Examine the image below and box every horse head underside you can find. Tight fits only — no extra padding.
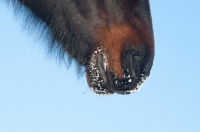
[11,0,154,95]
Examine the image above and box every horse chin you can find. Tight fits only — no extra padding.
[86,46,153,95]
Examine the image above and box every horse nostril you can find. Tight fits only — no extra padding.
[106,49,147,94]
[97,54,108,83]
[97,54,107,72]
[131,54,144,79]
[123,49,144,80]
[87,50,113,94]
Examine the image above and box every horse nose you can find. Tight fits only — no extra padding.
[105,49,148,94]
[87,47,152,95]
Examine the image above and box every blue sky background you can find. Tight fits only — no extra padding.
[0,1,200,132]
